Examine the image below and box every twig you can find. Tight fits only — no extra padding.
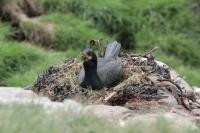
[64,59,77,67]
[143,46,159,57]
[138,94,168,100]
[104,92,117,101]
[158,79,191,111]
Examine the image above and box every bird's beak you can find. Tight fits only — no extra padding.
[81,53,92,61]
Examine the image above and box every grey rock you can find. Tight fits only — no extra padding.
[84,104,134,121]
[0,87,200,129]
[0,87,83,113]
[126,112,198,129]
[158,89,178,106]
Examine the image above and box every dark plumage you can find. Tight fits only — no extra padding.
[78,41,123,89]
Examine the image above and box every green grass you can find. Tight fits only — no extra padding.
[137,34,200,67]
[0,22,78,86]
[0,22,80,87]
[0,104,199,133]
[39,13,111,50]
[39,0,136,49]
[1,0,200,86]
[38,0,200,64]
[0,40,77,87]
[0,41,40,83]
[0,41,64,86]
[131,0,200,67]
[0,22,15,40]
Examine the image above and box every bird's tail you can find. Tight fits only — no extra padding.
[104,41,121,59]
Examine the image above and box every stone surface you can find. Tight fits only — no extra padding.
[126,112,198,129]
[84,105,134,121]
[0,87,200,129]
[170,70,193,93]
[157,90,178,106]
[0,87,83,113]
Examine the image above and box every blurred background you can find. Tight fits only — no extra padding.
[0,0,200,87]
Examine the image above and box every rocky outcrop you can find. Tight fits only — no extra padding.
[0,87,200,129]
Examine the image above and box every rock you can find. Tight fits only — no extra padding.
[84,105,134,121]
[0,87,83,113]
[155,60,193,93]
[153,60,193,93]
[84,104,198,129]
[158,90,178,106]
[170,70,193,93]
[194,87,200,97]
[63,99,83,113]
[0,87,37,99]
[193,87,200,93]
[0,87,200,129]
[126,112,198,129]
[193,109,200,116]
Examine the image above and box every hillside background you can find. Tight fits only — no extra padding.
[0,0,200,87]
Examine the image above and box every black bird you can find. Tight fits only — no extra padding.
[78,41,123,89]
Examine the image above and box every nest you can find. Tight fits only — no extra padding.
[32,50,200,111]
[102,53,170,104]
[32,59,82,101]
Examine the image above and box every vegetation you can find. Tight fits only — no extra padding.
[0,1,200,132]
[0,104,199,133]
[0,0,200,86]
[39,13,111,50]
[0,22,77,86]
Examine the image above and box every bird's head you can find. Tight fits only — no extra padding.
[81,49,97,69]
[81,48,97,62]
